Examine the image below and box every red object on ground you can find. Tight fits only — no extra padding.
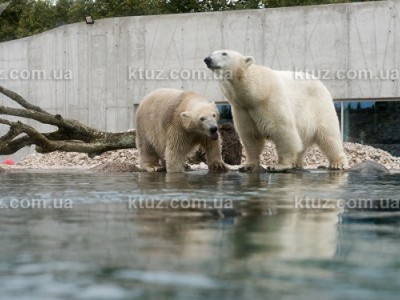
[3,159,14,165]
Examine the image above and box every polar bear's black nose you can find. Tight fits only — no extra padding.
[210,126,218,134]
[204,57,212,66]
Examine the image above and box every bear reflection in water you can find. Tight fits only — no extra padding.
[133,171,349,259]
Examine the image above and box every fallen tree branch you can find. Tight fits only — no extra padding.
[0,85,136,157]
[0,85,50,114]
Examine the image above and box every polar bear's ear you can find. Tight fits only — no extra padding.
[180,112,192,119]
[244,56,254,68]
[180,112,193,128]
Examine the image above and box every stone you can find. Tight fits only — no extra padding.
[347,161,390,174]
[219,123,242,165]
[13,142,400,171]
[188,122,243,165]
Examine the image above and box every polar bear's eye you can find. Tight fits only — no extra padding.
[200,117,205,121]
[212,113,216,117]
[222,52,227,56]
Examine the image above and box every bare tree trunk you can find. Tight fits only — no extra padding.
[0,85,135,157]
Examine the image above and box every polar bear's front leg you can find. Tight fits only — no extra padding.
[200,139,228,172]
[165,142,189,173]
[137,136,165,172]
[232,107,265,173]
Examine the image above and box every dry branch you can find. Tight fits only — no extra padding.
[0,85,135,157]
[0,86,50,114]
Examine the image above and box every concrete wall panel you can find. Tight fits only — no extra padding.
[348,1,396,98]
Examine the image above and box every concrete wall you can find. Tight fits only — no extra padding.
[1,1,399,160]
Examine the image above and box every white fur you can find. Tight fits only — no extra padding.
[205,50,348,171]
[135,88,227,173]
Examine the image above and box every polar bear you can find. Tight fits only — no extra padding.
[135,88,228,173]
[204,50,348,171]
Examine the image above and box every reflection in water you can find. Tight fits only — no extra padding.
[0,171,399,299]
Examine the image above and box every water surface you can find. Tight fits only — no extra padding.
[0,171,399,299]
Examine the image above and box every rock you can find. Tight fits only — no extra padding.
[188,123,243,165]
[187,148,206,164]
[14,141,400,171]
[219,123,242,165]
[347,161,390,174]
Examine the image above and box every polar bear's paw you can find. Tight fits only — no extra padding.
[144,165,166,172]
[328,161,347,170]
[238,164,265,173]
[267,164,292,172]
[293,162,304,169]
[208,161,229,172]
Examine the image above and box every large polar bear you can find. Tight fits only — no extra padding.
[135,88,228,173]
[204,50,348,171]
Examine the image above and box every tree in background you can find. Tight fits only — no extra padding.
[67,0,95,23]
[54,0,74,26]
[0,0,363,42]
[16,0,56,37]
[260,0,353,7]
[0,0,29,41]
[90,0,164,18]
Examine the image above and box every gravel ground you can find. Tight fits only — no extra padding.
[2,142,399,171]
[260,142,400,170]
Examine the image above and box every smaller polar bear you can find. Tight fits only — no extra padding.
[135,88,228,173]
[204,50,348,171]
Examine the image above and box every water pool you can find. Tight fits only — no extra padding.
[0,171,399,299]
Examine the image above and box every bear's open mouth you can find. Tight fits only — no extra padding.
[210,132,219,140]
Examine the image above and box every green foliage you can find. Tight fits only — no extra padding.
[0,0,29,41]
[55,0,74,25]
[259,0,353,8]
[17,0,56,38]
[0,0,364,42]
[161,0,233,13]
[90,0,164,18]
[67,0,95,23]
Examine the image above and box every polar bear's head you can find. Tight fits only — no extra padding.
[180,101,220,140]
[204,50,254,76]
